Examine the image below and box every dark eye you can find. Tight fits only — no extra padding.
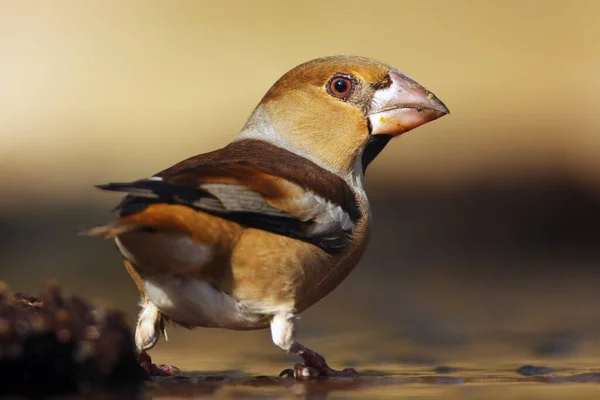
[328,76,353,98]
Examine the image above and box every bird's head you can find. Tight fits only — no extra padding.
[237,55,449,183]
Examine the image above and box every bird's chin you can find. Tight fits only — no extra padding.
[368,106,447,137]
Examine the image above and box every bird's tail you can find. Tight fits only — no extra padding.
[79,222,139,238]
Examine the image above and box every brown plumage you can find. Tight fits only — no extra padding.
[154,139,361,220]
[84,55,449,378]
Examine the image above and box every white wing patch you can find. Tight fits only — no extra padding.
[200,174,355,239]
[306,195,354,236]
[288,191,355,237]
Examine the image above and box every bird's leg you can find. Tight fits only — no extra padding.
[135,299,180,376]
[271,313,358,379]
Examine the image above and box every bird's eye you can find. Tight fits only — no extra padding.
[328,76,353,98]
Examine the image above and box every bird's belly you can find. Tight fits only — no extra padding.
[143,277,270,330]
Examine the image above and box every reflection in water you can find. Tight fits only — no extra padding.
[145,371,600,399]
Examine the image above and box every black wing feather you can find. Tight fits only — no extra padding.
[96,179,348,253]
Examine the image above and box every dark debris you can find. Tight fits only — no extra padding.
[434,365,458,374]
[0,280,146,396]
[516,365,556,376]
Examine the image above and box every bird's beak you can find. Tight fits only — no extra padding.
[368,70,449,136]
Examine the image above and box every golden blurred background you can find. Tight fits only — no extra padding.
[1,0,600,386]
[1,0,599,204]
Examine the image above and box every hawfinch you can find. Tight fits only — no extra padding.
[85,56,449,379]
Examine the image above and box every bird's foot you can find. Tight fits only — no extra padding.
[279,344,358,379]
[139,351,181,377]
[280,364,358,379]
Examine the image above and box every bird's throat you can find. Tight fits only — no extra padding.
[361,135,392,172]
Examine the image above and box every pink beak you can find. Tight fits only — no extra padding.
[368,70,449,136]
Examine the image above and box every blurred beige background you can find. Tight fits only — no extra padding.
[1,0,599,207]
[1,0,600,380]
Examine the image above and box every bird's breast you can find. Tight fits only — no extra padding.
[293,208,371,313]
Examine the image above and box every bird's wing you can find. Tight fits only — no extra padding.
[87,140,360,253]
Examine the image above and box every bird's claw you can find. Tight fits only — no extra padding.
[337,367,359,377]
[149,364,181,377]
[279,363,358,379]
[138,351,181,377]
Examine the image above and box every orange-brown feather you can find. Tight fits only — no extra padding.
[161,164,325,223]
[119,203,242,246]
[262,56,391,103]
[168,165,309,204]
[254,56,393,176]
[153,140,361,220]
[114,204,245,280]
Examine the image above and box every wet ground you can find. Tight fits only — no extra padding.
[141,371,600,399]
[5,273,600,399]
[86,334,600,399]
[85,308,600,399]
[6,282,600,398]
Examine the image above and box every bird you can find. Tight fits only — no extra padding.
[84,55,449,379]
